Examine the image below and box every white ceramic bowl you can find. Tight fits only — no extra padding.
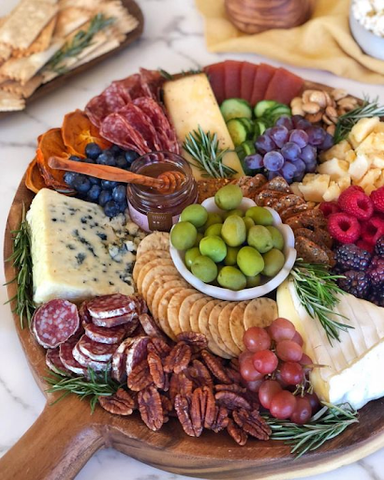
[170,197,297,301]
[349,11,384,61]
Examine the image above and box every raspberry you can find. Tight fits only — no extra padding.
[338,270,370,299]
[361,216,384,245]
[319,202,340,218]
[327,212,361,244]
[371,187,384,213]
[356,239,374,253]
[334,244,372,272]
[338,189,373,221]
[374,236,384,256]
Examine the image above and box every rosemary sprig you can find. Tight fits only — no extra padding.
[291,261,352,344]
[4,205,35,329]
[46,14,115,75]
[266,402,359,458]
[183,125,237,179]
[44,368,120,413]
[334,96,384,143]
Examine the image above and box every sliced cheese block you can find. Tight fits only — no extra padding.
[163,73,244,180]
[277,279,384,410]
[27,189,143,304]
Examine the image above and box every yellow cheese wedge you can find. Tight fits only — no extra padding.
[163,73,244,180]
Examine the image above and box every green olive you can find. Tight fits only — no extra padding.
[214,184,243,211]
[262,249,285,277]
[199,235,227,263]
[217,266,246,291]
[191,255,218,283]
[171,221,197,250]
[221,215,246,247]
[247,225,273,253]
[180,204,208,228]
[237,246,264,277]
[185,247,201,269]
[245,206,274,226]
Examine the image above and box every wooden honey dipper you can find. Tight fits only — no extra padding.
[48,156,187,194]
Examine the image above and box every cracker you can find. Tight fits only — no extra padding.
[229,301,249,352]
[178,292,206,333]
[243,298,277,330]
[217,302,242,357]
[198,300,231,359]
[190,296,210,332]
[132,249,171,284]
[141,265,179,305]
[157,287,185,341]
[13,16,57,58]
[0,75,43,98]
[167,289,196,338]
[145,275,186,313]
[264,177,291,194]
[271,194,305,214]
[99,1,139,35]
[54,6,91,38]
[136,232,170,257]
[136,258,175,294]
[0,43,12,62]
[208,301,235,358]
[0,89,24,111]
[280,203,309,222]
[151,279,187,320]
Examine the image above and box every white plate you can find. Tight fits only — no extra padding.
[170,197,297,301]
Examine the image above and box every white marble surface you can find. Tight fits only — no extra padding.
[0,0,383,479]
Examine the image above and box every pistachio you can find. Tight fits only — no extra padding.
[302,101,321,114]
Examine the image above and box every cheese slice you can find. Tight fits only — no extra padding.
[27,189,145,304]
[277,279,384,409]
[163,73,244,180]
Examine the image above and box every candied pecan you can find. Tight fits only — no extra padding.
[169,372,193,403]
[215,384,246,394]
[190,388,205,437]
[186,359,213,389]
[202,387,216,430]
[227,419,248,446]
[128,358,153,391]
[174,394,196,437]
[232,409,271,441]
[210,406,229,433]
[229,357,240,372]
[99,388,136,415]
[160,394,173,423]
[147,351,165,389]
[201,350,231,384]
[147,337,171,358]
[163,342,192,374]
[225,367,242,384]
[215,391,251,411]
[138,385,164,431]
[176,332,208,352]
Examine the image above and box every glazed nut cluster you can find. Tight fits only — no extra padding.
[290,89,358,136]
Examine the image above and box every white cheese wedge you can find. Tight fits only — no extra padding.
[163,73,244,180]
[27,189,144,304]
[277,279,384,410]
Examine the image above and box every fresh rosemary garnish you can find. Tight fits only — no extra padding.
[266,402,358,458]
[46,14,115,75]
[334,96,384,143]
[183,125,237,179]
[44,368,120,413]
[5,205,35,329]
[291,261,352,344]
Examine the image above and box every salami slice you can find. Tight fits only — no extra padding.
[138,313,166,339]
[46,348,72,376]
[125,316,140,336]
[100,112,148,154]
[79,301,92,327]
[111,337,136,382]
[32,299,79,349]
[126,336,150,376]
[87,294,138,319]
[72,343,110,372]
[85,82,132,127]
[77,334,118,362]
[84,322,127,345]
[59,338,88,376]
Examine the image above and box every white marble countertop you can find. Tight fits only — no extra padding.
[0,0,383,479]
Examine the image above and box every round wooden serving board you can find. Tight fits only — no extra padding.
[2,86,384,480]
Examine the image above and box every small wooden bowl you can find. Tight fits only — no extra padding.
[225,0,314,34]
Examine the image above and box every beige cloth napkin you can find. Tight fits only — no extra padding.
[196,0,384,84]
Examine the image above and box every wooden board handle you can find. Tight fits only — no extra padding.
[0,396,105,480]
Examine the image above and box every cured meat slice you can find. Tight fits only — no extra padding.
[84,323,127,345]
[111,337,136,382]
[99,112,148,155]
[240,62,259,103]
[59,338,88,376]
[204,62,225,104]
[224,60,243,100]
[264,68,304,104]
[32,299,79,349]
[79,301,92,327]
[87,294,140,319]
[126,336,151,376]
[250,63,276,106]
[91,313,139,328]
[77,335,118,362]
[72,343,111,372]
[125,316,140,336]
[138,313,166,339]
[46,348,72,376]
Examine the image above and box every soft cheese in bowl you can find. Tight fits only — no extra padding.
[350,0,384,60]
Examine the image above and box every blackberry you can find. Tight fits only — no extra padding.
[367,256,384,288]
[334,244,372,272]
[374,236,384,256]
[338,270,370,299]
[368,287,384,307]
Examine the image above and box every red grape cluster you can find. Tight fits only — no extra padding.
[239,317,320,424]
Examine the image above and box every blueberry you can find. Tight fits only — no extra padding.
[118,199,128,213]
[104,200,120,217]
[69,155,82,162]
[99,189,112,206]
[84,157,95,164]
[73,175,91,193]
[124,150,139,164]
[87,184,101,202]
[63,171,78,187]
[101,179,118,190]
[97,152,116,166]
[89,176,101,185]
[110,145,123,155]
[85,142,102,160]
[112,185,126,203]
[115,155,128,169]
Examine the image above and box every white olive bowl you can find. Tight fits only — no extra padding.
[349,12,384,61]
[170,197,297,301]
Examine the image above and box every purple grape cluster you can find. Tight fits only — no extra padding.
[244,115,334,184]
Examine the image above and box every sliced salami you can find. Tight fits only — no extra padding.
[138,313,166,340]
[46,348,72,376]
[59,339,88,376]
[125,316,140,336]
[126,336,150,376]
[84,322,127,345]
[79,301,92,327]
[91,312,138,328]
[111,337,136,382]
[72,343,110,372]
[87,294,139,319]
[77,334,118,362]
[100,112,148,154]
[32,299,79,349]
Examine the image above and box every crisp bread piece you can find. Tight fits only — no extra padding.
[13,16,57,58]
[54,6,92,38]
[0,75,43,98]
[0,89,24,111]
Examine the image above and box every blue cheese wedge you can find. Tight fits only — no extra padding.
[277,279,384,410]
[27,188,145,304]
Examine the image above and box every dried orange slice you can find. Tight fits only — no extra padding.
[25,157,48,193]
[62,109,111,156]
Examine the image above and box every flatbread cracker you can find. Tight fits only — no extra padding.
[151,280,187,321]
[132,249,171,284]
[198,300,231,359]
[229,301,249,352]
[157,286,185,341]
[0,75,43,98]
[190,296,210,333]
[243,298,277,330]
[145,275,186,313]
[179,293,205,333]
[54,6,91,38]
[136,258,175,294]
[167,289,196,338]
[141,265,180,304]
[99,1,139,35]
[0,89,24,111]
[217,302,242,357]
[208,301,235,358]
[136,232,170,257]
[13,16,57,58]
